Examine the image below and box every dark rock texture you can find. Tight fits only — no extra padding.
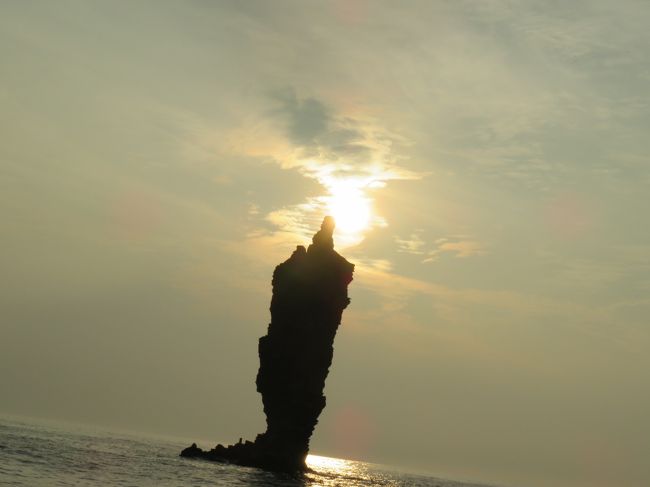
[181,216,354,472]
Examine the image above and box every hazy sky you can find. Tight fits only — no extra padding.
[2,1,649,486]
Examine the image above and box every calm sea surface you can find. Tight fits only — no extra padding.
[0,416,499,487]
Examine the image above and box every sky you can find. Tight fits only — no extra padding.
[1,1,649,486]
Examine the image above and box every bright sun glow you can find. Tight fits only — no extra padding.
[325,180,372,236]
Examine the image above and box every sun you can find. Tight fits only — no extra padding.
[325,180,372,236]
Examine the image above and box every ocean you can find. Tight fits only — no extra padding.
[0,416,498,487]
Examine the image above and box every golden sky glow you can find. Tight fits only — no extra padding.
[2,2,650,487]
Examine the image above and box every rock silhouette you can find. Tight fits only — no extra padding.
[181,216,354,472]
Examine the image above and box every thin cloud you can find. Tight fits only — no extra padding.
[395,233,426,255]
[272,89,331,146]
[424,237,486,262]
[236,89,424,248]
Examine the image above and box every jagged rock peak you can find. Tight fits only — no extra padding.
[309,215,335,252]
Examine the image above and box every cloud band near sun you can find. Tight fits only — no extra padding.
[243,89,423,248]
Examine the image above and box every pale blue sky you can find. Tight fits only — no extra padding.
[1,2,649,486]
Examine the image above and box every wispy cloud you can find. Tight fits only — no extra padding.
[395,232,485,262]
[268,88,420,182]
[228,89,424,248]
[395,232,426,255]
[427,237,486,261]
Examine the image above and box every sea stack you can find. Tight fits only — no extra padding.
[181,216,354,472]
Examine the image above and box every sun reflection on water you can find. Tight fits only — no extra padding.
[305,454,401,487]
[306,454,353,474]
[306,454,369,485]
